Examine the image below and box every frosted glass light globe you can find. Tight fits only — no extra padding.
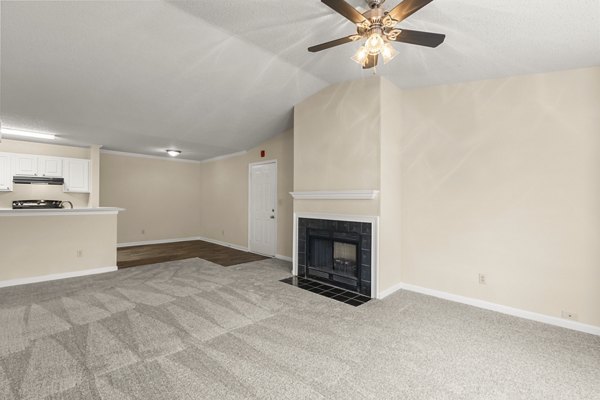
[351,46,369,65]
[365,33,384,55]
[381,43,399,64]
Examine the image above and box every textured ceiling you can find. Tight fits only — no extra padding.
[1,0,599,160]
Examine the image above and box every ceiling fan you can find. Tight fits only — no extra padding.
[308,0,445,69]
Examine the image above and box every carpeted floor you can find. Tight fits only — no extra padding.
[0,258,598,399]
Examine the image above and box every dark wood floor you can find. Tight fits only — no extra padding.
[117,240,268,269]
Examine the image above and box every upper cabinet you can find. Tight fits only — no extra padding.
[12,154,38,176]
[12,154,64,178]
[63,158,90,193]
[0,154,12,191]
[38,156,63,177]
[0,152,91,193]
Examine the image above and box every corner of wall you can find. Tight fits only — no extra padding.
[378,77,405,293]
[88,145,101,208]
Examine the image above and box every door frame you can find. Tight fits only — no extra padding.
[248,159,278,257]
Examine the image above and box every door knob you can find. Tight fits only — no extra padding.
[270,215,275,219]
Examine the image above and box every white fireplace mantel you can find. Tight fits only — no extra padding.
[289,190,379,200]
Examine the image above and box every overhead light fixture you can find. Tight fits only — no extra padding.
[381,43,399,64]
[351,45,369,65]
[351,30,398,67]
[309,0,446,70]
[166,149,181,157]
[365,31,385,55]
[0,127,56,140]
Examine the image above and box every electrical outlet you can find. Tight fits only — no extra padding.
[141,229,146,235]
[478,273,486,285]
[76,250,83,258]
[561,310,577,320]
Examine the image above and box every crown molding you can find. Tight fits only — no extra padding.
[100,149,248,164]
[100,149,204,163]
[198,150,247,163]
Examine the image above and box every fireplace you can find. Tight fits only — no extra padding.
[297,218,372,296]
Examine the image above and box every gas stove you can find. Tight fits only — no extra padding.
[12,200,68,209]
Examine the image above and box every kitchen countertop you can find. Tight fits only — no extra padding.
[0,207,125,216]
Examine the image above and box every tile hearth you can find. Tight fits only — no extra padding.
[280,276,372,307]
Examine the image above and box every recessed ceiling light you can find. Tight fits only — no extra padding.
[0,127,56,140]
[166,149,181,157]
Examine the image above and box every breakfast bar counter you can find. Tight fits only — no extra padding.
[0,207,123,216]
[0,208,124,287]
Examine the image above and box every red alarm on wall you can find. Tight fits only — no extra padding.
[260,150,266,158]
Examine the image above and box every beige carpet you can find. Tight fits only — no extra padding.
[0,258,598,399]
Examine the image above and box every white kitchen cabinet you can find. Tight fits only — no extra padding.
[0,153,13,191]
[63,158,90,193]
[12,154,38,176]
[38,156,63,177]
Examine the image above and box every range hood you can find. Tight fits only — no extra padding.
[13,176,65,185]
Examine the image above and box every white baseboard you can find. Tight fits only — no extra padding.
[377,281,406,299]
[117,236,288,263]
[117,236,249,253]
[0,266,118,289]
[379,282,600,337]
[196,236,249,252]
[117,237,202,248]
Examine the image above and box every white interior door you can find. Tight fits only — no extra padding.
[249,162,277,256]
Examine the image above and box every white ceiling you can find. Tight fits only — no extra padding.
[1,0,599,160]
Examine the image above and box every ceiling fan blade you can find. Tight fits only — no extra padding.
[322,0,368,24]
[308,35,358,53]
[387,0,434,23]
[363,54,378,69]
[391,29,445,47]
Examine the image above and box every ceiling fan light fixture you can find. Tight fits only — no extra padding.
[365,32,385,55]
[381,43,399,64]
[308,0,446,70]
[351,45,369,65]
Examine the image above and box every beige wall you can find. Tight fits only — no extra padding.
[292,77,402,295]
[100,153,202,244]
[293,77,381,217]
[198,130,294,257]
[100,130,294,257]
[0,139,89,158]
[399,67,600,326]
[292,68,600,327]
[0,139,93,208]
[88,145,101,208]
[379,79,404,292]
[0,214,117,281]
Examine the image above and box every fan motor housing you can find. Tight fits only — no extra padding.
[364,7,385,20]
[367,0,385,9]
[362,5,386,32]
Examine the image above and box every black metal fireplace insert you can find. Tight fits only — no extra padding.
[298,218,372,297]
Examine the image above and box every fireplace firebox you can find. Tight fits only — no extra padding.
[298,218,372,296]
